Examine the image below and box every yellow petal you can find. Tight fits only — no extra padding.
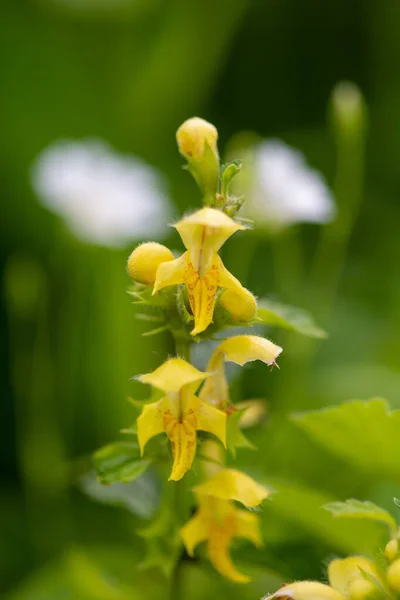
[234,507,263,547]
[180,509,208,556]
[164,408,197,481]
[175,208,244,253]
[185,258,219,336]
[212,335,282,367]
[269,581,345,600]
[198,351,228,408]
[137,397,169,454]
[207,517,250,584]
[194,468,269,508]
[138,358,209,394]
[217,255,248,295]
[152,253,186,294]
[328,557,382,595]
[235,399,267,429]
[188,395,227,447]
[387,559,400,594]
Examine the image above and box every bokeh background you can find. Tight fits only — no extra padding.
[2,0,400,598]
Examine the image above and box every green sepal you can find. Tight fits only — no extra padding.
[93,442,152,485]
[185,141,219,205]
[257,298,327,338]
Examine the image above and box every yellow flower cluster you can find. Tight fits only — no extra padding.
[126,117,283,583]
[267,553,395,600]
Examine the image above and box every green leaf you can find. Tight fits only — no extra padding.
[262,478,386,556]
[257,299,327,338]
[81,470,159,519]
[226,410,256,457]
[93,442,152,485]
[292,399,400,482]
[323,499,397,535]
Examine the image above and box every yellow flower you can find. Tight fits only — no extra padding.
[181,469,268,583]
[153,207,249,335]
[269,557,386,600]
[193,467,269,507]
[328,556,384,600]
[387,559,400,594]
[200,335,282,409]
[267,581,345,600]
[136,358,226,481]
[127,242,174,284]
[176,117,218,161]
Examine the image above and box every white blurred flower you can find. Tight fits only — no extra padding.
[245,139,336,229]
[32,138,173,247]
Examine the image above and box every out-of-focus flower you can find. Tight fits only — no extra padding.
[244,139,335,230]
[266,556,386,600]
[181,468,268,583]
[31,139,173,247]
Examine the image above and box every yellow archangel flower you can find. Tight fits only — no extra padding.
[181,468,269,583]
[153,207,248,336]
[267,556,385,600]
[136,358,226,481]
[200,335,283,409]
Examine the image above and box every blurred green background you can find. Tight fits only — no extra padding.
[2,0,400,598]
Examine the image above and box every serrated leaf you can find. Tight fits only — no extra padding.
[292,399,400,482]
[257,299,327,338]
[93,442,151,485]
[81,470,159,519]
[323,499,397,534]
[226,410,256,457]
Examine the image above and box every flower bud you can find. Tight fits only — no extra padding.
[387,559,400,593]
[266,581,344,600]
[385,539,399,563]
[176,117,220,204]
[219,287,257,322]
[176,117,218,161]
[330,81,366,140]
[348,579,377,600]
[127,242,174,284]
[235,399,266,429]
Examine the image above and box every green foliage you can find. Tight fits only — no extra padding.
[292,399,400,482]
[93,442,152,485]
[257,299,327,338]
[226,410,256,457]
[323,499,397,535]
[81,471,159,519]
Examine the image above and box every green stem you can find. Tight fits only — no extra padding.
[174,336,192,362]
